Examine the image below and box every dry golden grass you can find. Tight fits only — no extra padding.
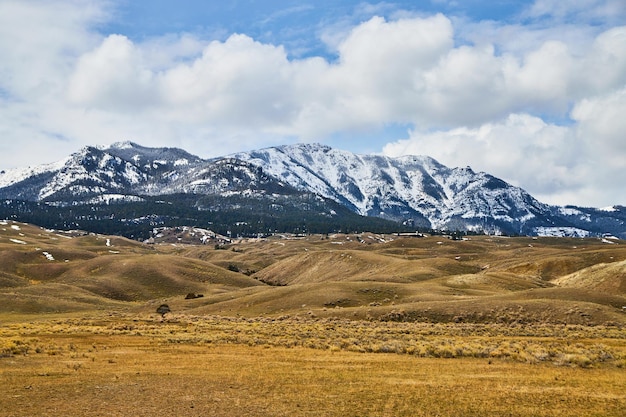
[554,259,626,293]
[251,249,481,285]
[1,313,625,416]
[3,223,626,415]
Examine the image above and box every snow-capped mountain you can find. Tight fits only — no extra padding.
[0,141,624,238]
[0,142,298,201]
[0,145,147,201]
[232,144,557,233]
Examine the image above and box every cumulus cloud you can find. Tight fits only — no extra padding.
[294,14,455,134]
[0,0,105,98]
[68,35,157,110]
[572,87,626,160]
[61,14,458,139]
[60,11,622,138]
[160,34,297,126]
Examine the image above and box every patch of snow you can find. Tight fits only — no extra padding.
[599,206,617,212]
[84,194,144,205]
[174,158,189,166]
[601,238,615,244]
[42,251,55,261]
[533,227,592,238]
[11,224,20,231]
[559,207,583,216]
[106,239,111,247]
[520,213,536,222]
[10,239,27,244]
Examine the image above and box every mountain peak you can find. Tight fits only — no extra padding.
[99,141,205,168]
[278,143,332,153]
[107,141,140,150]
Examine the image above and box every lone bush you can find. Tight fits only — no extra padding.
[185,293,204,299]
[156,304,171,317]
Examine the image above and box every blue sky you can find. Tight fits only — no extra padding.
[0,0,625,206]
[106,1,531,58]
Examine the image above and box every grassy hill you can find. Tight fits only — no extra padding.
[1,220,625,324]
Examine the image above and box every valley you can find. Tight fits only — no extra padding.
[1,220,625,416]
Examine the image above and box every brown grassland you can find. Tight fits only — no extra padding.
[1,221,625,416]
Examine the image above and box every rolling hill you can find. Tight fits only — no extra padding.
[1,220,625,325]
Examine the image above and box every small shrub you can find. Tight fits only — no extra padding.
[185,293,204,299]
[156,304,171,317]
[559,354,593,368]
[0,339,31,357]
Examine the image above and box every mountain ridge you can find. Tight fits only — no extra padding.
[231,143,556,233]
[1,142,624,238]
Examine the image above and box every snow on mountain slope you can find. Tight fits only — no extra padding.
[233,144,440,220]
[5,146,148,201]
[232,143,552,232]
[44,146,148,199]
[0,158,68,189]
[178,158,297,196]
[0,142,303,202]
[103,141,204,170]
[0,142,207,200]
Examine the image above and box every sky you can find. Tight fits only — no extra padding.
[0,0,625,207]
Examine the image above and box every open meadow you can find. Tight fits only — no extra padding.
[1,221,625,415]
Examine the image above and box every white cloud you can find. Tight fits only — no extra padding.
[568,88,626,205]
[572,87,626,160]
[68,35,157,110]
[0,0,109,167]
[579,27,626,95]
[0,0,106,98]
[297,14,455,134]
[526,0,626,23]
[509,41,573,111]
[160,34,296,126]
[64,14,458,139]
